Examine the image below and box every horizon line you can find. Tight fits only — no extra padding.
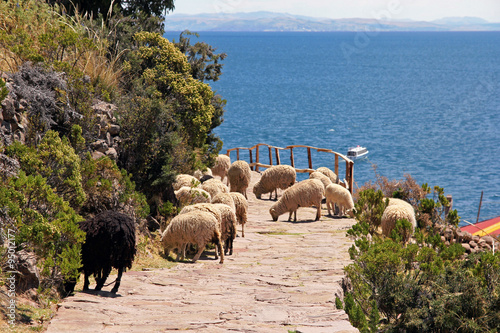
[167,11,500,24]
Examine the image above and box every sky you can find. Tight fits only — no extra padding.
[170,0,500,22]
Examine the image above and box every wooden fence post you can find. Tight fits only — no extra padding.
[335,154,339,177]
[307,147,312,169]
[275,148,281,165]
[249,149,254,171]
[255,145,260,172]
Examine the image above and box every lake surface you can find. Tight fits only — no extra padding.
[165,31,500,224]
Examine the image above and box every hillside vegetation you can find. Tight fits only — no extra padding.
[1,2,499,332]
[0,0,226,326]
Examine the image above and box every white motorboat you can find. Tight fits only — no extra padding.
[347,146,369,160]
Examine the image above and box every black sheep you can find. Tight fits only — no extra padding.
[80,210,136,293]
[199,174,214,183]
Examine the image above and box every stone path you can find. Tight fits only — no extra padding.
[46,172,358,333]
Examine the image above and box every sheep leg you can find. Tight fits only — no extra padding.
[94,269,103,290]
[110,267,123,294]
[83,271,90,291]
[288,211,293,221]
[216,236,225,264]
[326,201,333,216]
[315,203,321,221]
[95,266,111,291]
[181,244,187,261]
[241,223,245,238]
[224,238,233,255]
[192,243,206,262]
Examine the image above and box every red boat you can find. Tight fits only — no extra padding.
[461,216,500,237]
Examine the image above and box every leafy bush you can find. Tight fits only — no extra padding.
[5,131,86,207]
[0,171,85,289]
[80,153,149,218]
[118,31,224,197]
[344,180,499,332]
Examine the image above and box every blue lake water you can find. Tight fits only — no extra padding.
[164,31,500,224]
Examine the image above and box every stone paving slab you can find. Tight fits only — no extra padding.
[46,171,359,333]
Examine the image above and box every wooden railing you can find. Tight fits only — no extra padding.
[226,143,354,193]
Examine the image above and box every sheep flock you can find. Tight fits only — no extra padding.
[75,155,422,293]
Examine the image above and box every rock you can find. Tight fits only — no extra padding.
[13,130,25,143]
[434,224,445,234]
[16,250,40,292]
[455,230,464,242]
[90,139,108,153]
[1,96,16,121]
[481,236,494,246]
[91,151,106,160]
[443,227,453,241]
[1,120,12,132]
[469,241,478,248]
[479,243,491,251]
[106,131,112,147]
[461,231,473,242]
[440,236,446,242]
[104,147,118,160]
[92,100,116,120]
[461,243,471,252]
[0,153,20,179]
[108,124,121,136]
[472,235,480,243]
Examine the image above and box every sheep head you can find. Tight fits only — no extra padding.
[252,181,264,199]
[269,207,279,221]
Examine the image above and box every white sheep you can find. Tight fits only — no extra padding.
[161,210,224,263]
[180,203,237,255]
[381,202,417,242]
[174,186,211,207]
[387,198,414,211]
[325,183,355,217]
[253,165,296,200]
[228,160,251,199]
[212,154,231,183]
[269,178,324,222]
[200,178,229,198]
[193,168,212,180]
[229,192,249,237]
[173,174,199,191]
[309,171,333,190]
[211,192,236,212]
[316,166,338,184]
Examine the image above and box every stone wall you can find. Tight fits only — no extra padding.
[434,223,499,254]
[1,72,122,160]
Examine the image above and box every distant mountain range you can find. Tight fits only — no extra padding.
[164,12,500,32]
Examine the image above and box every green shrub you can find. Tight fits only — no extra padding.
[80,153,149,218]
[6,131,86,207]
[0,171,85,288]
[344,186,499,331]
